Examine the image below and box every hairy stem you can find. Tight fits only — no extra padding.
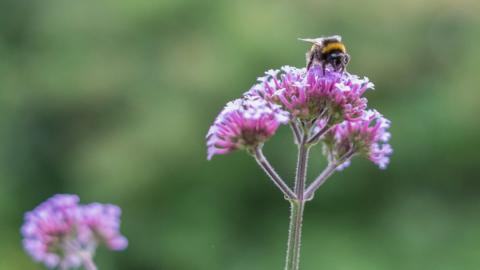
[254,147,296,200]
[307,120,332,145]
[285,129,310,270]
[304,163,337,200]
[80,252,97,270]
[294,134,310,200]
[304,151,356,200]
[290,121,302,145]
[285,200,305,270]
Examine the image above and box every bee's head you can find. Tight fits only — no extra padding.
[327,52,350,71]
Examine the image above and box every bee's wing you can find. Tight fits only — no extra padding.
[298,35,342,44]
[328,35,342,42]
[298,37,325,46]
[298,37,324,45]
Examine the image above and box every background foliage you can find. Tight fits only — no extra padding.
[1,0,479,269]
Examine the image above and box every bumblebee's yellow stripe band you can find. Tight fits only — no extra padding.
[321,42,346,53]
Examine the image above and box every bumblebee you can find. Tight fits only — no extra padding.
[299,35,350,73]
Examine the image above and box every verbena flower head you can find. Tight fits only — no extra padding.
[21,194,127,269]
[324,109,393,169]
[79,203,128,251]
[246,65,373,124]
[206,96,289,160]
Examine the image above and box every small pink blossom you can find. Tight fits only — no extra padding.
[80,203,128,250]
[21,194,128,269]
[206,96,289,159]
[325,110,393,169]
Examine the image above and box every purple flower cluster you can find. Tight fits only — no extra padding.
[207,96,289,159]
[324,110,393,169]
[21,194,127,269]
[247,66,372,123]
[207,64,392,168]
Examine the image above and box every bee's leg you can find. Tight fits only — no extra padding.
[306,52,314,70]
[340,54,350,74]
[322,62,326,75]
[344,54,351,65]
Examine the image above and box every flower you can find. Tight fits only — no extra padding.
[21,194,82,269]
[206,96,289,160]
[21,194,128,269]
[324,109,393,169]
[79,203,128,251]
[246,65,373,124]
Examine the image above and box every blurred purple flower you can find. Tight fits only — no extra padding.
[206,96,289,160]
[246,65,373,124]
[21,194,127,269]
[325,109,393,169]
[80,203,128,251]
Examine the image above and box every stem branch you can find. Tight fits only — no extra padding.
[254,147,296,200]
[290,121,302,145]
[304,150,356,200]
[307,120,332,144]
[304,163,337,200]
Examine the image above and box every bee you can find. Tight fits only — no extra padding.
[298,35,350,73]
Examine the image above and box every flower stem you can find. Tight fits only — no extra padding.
[290,121,302,145]
[304,150,355,200]
[285,199,305,270]
[285,129,310,270]
[307,118,332,144]
[80,252,98,270]
[304,163,337,200]
[294,135,310,200]
[254,147,297,200]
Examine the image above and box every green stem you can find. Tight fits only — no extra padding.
[294,133,310,201]
[285,128,310,270]
[285,200,305,270]
[254,147,297,200]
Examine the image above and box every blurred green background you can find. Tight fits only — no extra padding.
[1,0,480,269]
